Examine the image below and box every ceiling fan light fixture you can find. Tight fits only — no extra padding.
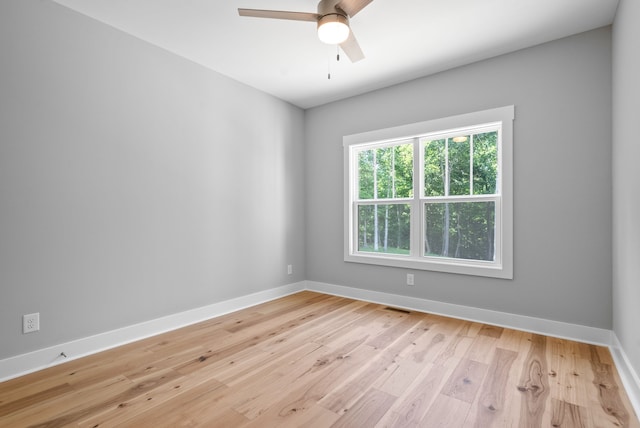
[317,13,350,44]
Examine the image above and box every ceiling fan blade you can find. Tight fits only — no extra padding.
[336,0,373,17]
[340,30,364,62]
[238,9,319,22]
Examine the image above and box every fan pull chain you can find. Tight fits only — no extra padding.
[327,45,342,79]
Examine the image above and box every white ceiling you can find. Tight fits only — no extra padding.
[53,0,619,109]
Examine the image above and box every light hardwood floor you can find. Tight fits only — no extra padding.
[0,291,638,427]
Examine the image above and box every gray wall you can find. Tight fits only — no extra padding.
[0,0,305,359]
[613,0,640,379]
[305,27,613,329]
[0,0,623,366]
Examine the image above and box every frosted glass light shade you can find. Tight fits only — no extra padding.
[317,14,349,44]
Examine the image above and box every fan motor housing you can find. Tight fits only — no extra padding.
[317,0,346,16]
[317,13,348,28]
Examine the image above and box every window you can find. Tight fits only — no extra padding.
[343,106,514,278]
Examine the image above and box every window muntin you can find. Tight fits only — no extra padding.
[353,141,414,256]
[420,126,500,264]
[344,106,514,279]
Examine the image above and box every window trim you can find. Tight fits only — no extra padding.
[343,106,514,279]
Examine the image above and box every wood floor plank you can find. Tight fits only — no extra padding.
[313,308,393,350]
[223,293,337,334]
[0,291,637,428]
[441,358,488,404]
[195,407,250,427]
[410,331,447,364]
[433,321,476,368]
[114,379,230,427]
[495,327,532,353]
[237,337,373,426]
[329,388,396,428]
[365,311,424,350]
[318,318,432,414]
[230,344,331,419]
[589,359,634,427]
[173,297,349,377]
[550,398,589,428]
[466,347,518,428]
[517,334,551,427]
[465,334,499,364]
[241,404,341,428]
[273,404,341,428]
[420,394,472,427]
[1,375,134,427]
[0,383,73,419]
[376,363,449,427]
[478,324,504,339]
[76,371,222,427]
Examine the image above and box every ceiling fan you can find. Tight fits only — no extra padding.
[238,0,373,62]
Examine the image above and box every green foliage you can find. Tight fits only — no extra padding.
[357,204,411,253]
[424,202,495,261]
[422,131,498,260]
[449,136,471,196]
[473,132,498,195]
[357,144,414,254]
[358,243,411,255]
[355,130,498,260]
[423,132,497,197]
[423,139,445,196]
[358,144,413,200]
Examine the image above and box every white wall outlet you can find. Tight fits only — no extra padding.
[287,264,293,275]
[406,273,414,286]
[23,313,40,334]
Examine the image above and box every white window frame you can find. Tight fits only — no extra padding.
[343,106,514,279]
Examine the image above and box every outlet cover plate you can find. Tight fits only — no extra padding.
[23,313,40,334]
[407,274,415,286]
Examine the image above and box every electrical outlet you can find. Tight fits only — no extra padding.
[406,273,414,286]
[287,264,293,275]
[23,313,40,334]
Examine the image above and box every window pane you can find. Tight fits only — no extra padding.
[473,131,498,195]
[423,139,445,196]
[424,201,495,261]
[358,204,411,254]
[358,145,413,200]
[449,136,471,196]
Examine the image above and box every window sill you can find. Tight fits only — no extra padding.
[344,252,513,279]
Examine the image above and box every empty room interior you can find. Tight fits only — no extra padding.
[1,0,639,426]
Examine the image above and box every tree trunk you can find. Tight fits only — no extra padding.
[373,150,379,251]
[425,226,431,255]
[441,140,449,256]
[486,203,494,260]
[396,205,402,250]
[363,215,368,248]
[384,205,389,251]
[454,212,462,258]
[442,203,450,256]
[384,148,394,252]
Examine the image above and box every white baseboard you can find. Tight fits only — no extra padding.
[304,281,612,345]
[0,282,305,383]
[610,334,640,418]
